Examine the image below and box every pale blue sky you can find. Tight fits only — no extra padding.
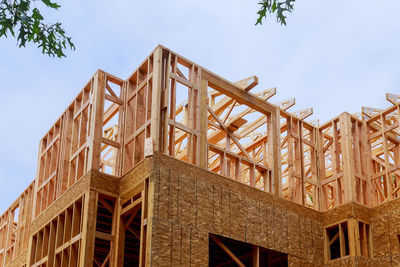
[1,0,399,213]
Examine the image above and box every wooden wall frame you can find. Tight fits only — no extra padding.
[1,45,400,266]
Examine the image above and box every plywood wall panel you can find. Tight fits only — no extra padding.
[313,220,324,265]
[259,201,269,248]
[168,170,179,222]
[371,215,390,258]
[287,211,301,257]
[245,198,261,246]
[149,155,323,265]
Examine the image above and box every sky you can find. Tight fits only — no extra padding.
[1,0,400,213]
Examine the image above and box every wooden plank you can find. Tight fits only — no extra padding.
[120,197,142,216]
[150,47,163,152]
[79,189,98,266]
[105,93,122,105]
[348,219,360,256]
[88,71,106,171]
[323,228,330,261]
[234,75,258,91]
[339,223,345,257]
[340,113,356,203]
[199,77,209,169]
[252,245,259,267]
[272,110,282,196]
[113,198,125,267]
[95,231,114,241]
[139,183,147,266]
[144,176,155,265]
[202,70,275,115]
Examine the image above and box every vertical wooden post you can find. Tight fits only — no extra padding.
[88,71,106,171]
[59,111,72,196]
[115,80,127,178]
[2,210,11,267]
[263,171,270,193]
[381,113,393,201]
[161,52,171,154]
[353,122,362,203]
[339,223,345,257]
[361,223,368,256]
[317,128,327,211]
[347,219,360,256]
[332,120,341,205]
[252,245,259,267]
[138,188,147,266]
[150,47,163,152]
[311,127,320,210]
[287,117,295,201]
[145,177,155,265]
[235,159,241,182]
[249,164,255,187]
[340,113,356,203]
[270,110,282,196]
[47,220,56,266]
[32,140,44,218]
[368,224,373,258]
[199,78,209,169]
[138,177,155,266]
[112,198,124,267]
[361,122,373,206]
[298,120,305,205]
[79,189,98,267]
[323,228,330,262]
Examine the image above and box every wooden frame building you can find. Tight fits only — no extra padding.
[1,45,400,266]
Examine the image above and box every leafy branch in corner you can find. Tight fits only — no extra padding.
[0,0,74,57]
[256,0,295,26]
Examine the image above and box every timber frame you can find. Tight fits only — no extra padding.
[1,45,400,266]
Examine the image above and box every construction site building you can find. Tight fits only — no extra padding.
[1,45,400,266]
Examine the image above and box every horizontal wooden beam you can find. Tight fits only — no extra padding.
[202,70,276,115]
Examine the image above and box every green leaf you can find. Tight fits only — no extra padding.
[0,0,75,57]
[271,1,277,12]
[32,20,39,35]
[32,8,43,21]
[17,26,28,47]
[255,0,295,26]
[41,0,61,9]
[255,8,266,25]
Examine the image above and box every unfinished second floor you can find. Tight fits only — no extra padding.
[1,44,400,265]
[2,44,400,233]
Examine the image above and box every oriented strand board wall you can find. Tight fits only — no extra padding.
[150,154,324,266]
[321,202,372,227]
[324,256,374,266]
[370,200,400,266]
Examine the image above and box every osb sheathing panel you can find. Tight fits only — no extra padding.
[324,256,375,267]
[153,153,321,220]
[371,211,400,261]
[372,197,400,217]
[119,157,154,202]
[391,254,400,266]
[150,153,324,266]
[369,198,400,265]
[31,170,118,233]
[23,153,400,266]
[89,170,119,196]
[5,251,26,267]
[322,202,372,226]
[351,203,373,223]
[319,198,400,265]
